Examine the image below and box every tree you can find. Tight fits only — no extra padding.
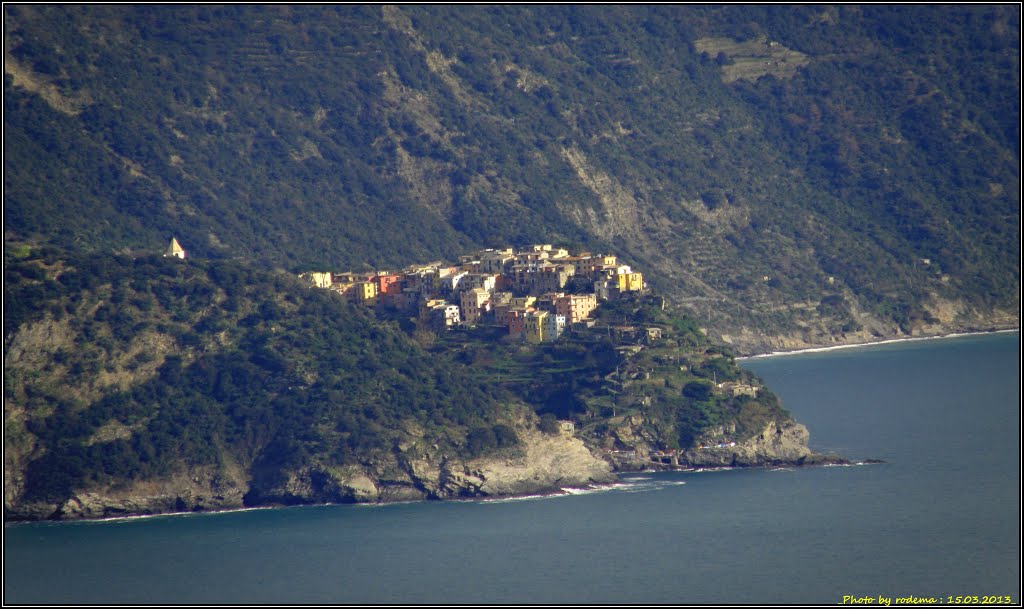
[466,426,498,456]
[683,380,714,401]
[492,424,519,448]
[538,413,560,435]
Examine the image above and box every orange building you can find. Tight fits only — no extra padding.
[375,273,403,296]
[508,308,530,336]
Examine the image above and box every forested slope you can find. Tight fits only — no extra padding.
[5,248,806,519]
[4,5,1018,351]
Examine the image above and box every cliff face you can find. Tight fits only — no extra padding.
[2,253,851,522]
[4,427,615,521]
[680,420,821,467]
[600,415,845,473]
[8,467,250,521]
[3,414,846,521]
[460,427,617,496]
[229,427,615,507]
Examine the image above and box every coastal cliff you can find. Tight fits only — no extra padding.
[681,419,825,467]
[5,426,615,521]
[599,415,844,473]
[244,426,615,507]
[4,5,1018,524]
[715,308,1019,358]
[5,417,841,521]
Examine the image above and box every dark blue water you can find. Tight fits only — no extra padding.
[4,332,1019,604]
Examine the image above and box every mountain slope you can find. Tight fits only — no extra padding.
[4,5,1018,352]
[5,248,833,520]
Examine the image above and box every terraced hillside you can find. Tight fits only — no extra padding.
[4,5,1018,352]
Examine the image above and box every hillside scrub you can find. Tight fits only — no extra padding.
[4,5,1018,351]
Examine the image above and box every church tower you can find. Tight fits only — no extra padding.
[165,237,186,259]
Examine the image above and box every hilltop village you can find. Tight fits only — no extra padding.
[300,245,644,343]
[296,244,783,471]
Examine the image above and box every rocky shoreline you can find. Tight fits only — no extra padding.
[4,426,616,522]
[4,418,870,522]
[722,321,1019,359]
[737,327,1019,360]
[602,418,862,471]
[12,327,987,523]
[4,458,875,524]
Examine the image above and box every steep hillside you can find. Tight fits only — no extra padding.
[3,248,514,518]
[4,5,1019,351]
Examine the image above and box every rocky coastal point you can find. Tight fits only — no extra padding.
[5,418,855,521]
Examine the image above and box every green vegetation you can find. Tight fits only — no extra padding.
[3,5,1018,514]
[403,292,792,453]
[3,5,1018,349]
[5,250,518,503]
[5,248,784,507]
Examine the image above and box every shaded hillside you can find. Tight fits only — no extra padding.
[4,5,1019,352]
[4,248,515,513]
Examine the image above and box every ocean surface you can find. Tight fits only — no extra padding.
[4,331,1020,605]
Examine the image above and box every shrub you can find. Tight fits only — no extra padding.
[538,413,560,435]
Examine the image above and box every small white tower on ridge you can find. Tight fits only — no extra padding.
[165,237,186,259]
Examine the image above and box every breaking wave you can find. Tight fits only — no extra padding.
[478,477,688,504]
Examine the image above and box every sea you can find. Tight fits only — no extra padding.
[3,331,1020,605]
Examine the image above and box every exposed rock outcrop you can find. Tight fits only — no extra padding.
[601,417,846,472]
[5,426,615,521]
[680,419,828,467]
[244,427,615,508]
[464,427,616,495]
[6,467,248,521]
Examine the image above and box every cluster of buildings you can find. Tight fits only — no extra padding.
[715,381,760,398]
[300,245,645,343]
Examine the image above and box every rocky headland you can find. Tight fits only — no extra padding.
[601,418,850,473]
[4,426,617,521]
[4,417,854,522]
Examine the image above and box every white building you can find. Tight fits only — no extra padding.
[165,237,186,259]
[543,313,567,342]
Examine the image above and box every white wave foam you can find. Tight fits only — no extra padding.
[618,480,686,493]
[477,492,571,504]
[472,477,693,505]
[353,499,424,508]
[87,505,273,524]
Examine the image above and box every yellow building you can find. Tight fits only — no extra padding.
[351,281,378,305]
[510,295,537,309]
[524,310,548,343]
[617,271,643,292]
[460,288,492,324]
